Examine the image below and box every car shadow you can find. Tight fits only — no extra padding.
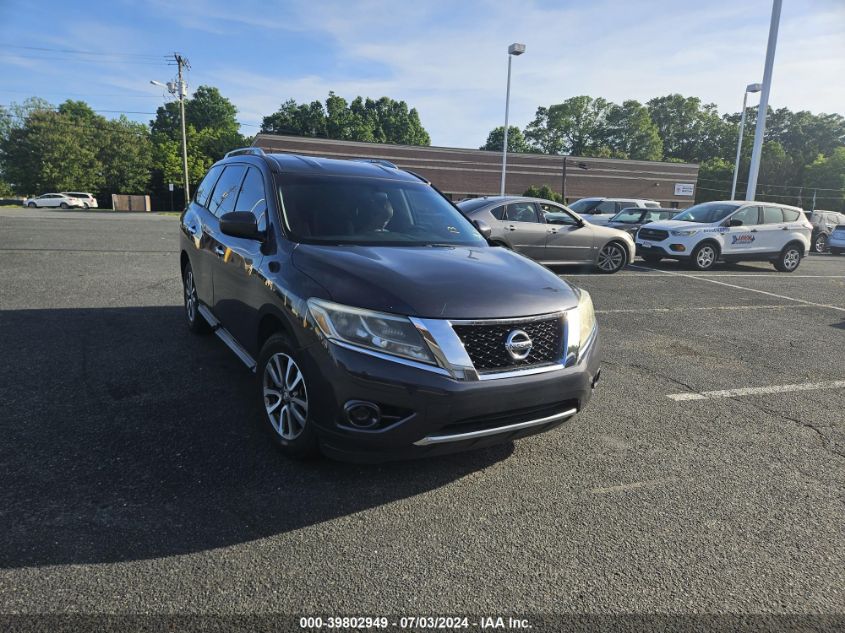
[0,306,511,569]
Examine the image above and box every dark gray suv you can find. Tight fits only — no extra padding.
[180,148,601,462]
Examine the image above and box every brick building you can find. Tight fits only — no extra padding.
[252,134,700,208]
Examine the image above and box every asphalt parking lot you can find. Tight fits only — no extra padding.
[1,208,843,621]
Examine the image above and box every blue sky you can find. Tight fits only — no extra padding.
[1,0,843,147]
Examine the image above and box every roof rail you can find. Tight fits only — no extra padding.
[352,158,398,169]
[225,147,266,158]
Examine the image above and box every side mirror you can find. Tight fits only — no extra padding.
[729,219,743,227]
[220,211,264,241]
[473,218,493,240]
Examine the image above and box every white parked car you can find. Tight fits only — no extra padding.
[636,200,812,272]
[24,193,85,209]
[61,192,98,209]
[569,197,661,225]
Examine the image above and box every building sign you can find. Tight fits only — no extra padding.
[674,183,695,196]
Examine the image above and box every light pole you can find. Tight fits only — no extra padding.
[745,0,782,201]
[730,82,762,200]
[500,42,525,196]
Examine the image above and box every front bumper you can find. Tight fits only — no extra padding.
[636,242,689,259]
[298,334,601,462]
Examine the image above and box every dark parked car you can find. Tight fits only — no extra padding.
[180,149,601,462]
[807,210,845,253]
[605,207,679,237]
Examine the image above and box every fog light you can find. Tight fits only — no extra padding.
[670,244,686,252]
[343,401,381,429]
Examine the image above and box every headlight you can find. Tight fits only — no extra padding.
[307,299,435,364]
[670,229,698,236]
[577,289,596,348]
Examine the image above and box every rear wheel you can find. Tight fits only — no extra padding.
[813,233,828,253]
[258,334,319,459]
[774,244,802,272]
[690,242,718,271]
[60,202,69,209]
[595,242,627,274]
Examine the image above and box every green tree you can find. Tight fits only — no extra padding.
[803,147,845,211]
[100,116,152,194]
[603,100,663,160]
[523,184,562,202]
[695,157,734,203]
[480,126,532,153]
[647,94,728,162]
[261,93,431,145]
[524,96,612,156]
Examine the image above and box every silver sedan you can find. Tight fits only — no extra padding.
[457,196,635,274]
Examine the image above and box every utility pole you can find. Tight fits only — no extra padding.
[172,53,191,204]
[745,0,782,201]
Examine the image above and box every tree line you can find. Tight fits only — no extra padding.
[0,89,431,209]
[1,88,843,211]
[480,94,845,210]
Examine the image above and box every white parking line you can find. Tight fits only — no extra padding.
[668,380,845,401]
[628,264,845,313]
[597,304,813,314]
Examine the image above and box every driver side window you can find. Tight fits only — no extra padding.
[539,203,578,226]
[730,206,760,226]
[505,202,540,223]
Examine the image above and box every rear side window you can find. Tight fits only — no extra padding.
[208,165,247,217]
[490,205,506,220]
[235,167,268,230]
[762,206,784,224]
[782,209,801,222]
[195,165,224,209]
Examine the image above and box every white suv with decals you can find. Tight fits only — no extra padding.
[636,200,812,272]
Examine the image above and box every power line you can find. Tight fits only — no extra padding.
[0,44,165,59]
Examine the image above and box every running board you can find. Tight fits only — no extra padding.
[197,304,257,372]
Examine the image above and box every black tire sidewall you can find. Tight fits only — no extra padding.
[182,263,211,334]
[257,334,320,458]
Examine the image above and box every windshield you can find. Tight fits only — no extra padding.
[455,198,492,213]
[278,174,488,247]
[569,199,600,213]
[672,202,742,224]
[610,209,645,223]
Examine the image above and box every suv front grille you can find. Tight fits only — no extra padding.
[452,317,564,373]
[638,227,669,241]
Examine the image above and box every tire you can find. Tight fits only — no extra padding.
[641,254,662,264]
[689,242,719,271]
[60,202,69,209]
[774,243,802,272]
[813,233,828,253]
[595,241,627,274]
[257,334,319,459]
[182,262,212,334]
[83,203,89,209]
[27,202,36,208]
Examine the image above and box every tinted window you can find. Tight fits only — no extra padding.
[731,206,760,226]
[673,202,743,224]
[506,202,540,223]
[208,165,247,217]
[490,205,506,220]
[456,198,491,213]
[595,200,617,214]
[611,209,645,223]
[278,174,486,247]
[655,211,678,221]
[195,164,224,209]
[762,206,784,224]
[235,167,268,231]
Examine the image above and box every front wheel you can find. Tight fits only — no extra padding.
[813,233,828,253]
[258,334,320,459]
[595,242,627,274]
[27,202,36,208]
[690,242,718,271]
[774,244,802,272]
[183,262,211,334]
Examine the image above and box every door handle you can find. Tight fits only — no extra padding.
[213,246,226,256]
[506,225,517,231]
[750,229,758,233]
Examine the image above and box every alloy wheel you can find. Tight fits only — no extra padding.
[814,234,827,253]
[783,248,800,271]
[263,353,308,440]
[597,243,625,272]
[184,270,197,323]
[696,245,715,269]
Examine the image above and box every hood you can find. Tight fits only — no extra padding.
[292,244,578,319]
[642,219,716,231]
